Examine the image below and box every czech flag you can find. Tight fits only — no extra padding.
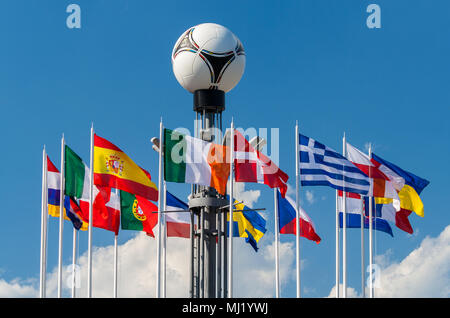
[277,190,321,244]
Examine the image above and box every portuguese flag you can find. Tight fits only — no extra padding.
[120,190,158,237]
[164,128,230,195]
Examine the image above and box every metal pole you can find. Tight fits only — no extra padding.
[361,197,365,298]
[227,120,234,298]
[113,189,119,298]
[342,133,347,298]
[295,122,301,298]
[335,190,340,298]
[274,189,280,298]
[369,144,374,298]
[72,228,77,298]
[57,134,65,298]
[40,146,48,298]
[162,181,167,298]
[87,124,94,298]
[156,119,163,298]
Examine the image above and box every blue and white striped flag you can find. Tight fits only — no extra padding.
[299,134,370,195]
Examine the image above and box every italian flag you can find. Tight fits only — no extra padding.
[164,129,230,195]
[120,190,158,237]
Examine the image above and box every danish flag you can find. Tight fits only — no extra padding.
[233,130,289,197]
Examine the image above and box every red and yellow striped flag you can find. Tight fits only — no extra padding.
[94,134,158,201]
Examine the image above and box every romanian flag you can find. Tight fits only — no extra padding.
[371,153,429,217]
[94,134,158,201]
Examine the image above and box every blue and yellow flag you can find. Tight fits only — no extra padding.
[227,197,267,252]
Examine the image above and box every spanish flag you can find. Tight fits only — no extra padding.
[94,134,158,201]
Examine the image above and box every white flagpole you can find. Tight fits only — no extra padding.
[156,119,163,298]
[71,228,77,298]
[335,190,340,298]
[295,122,301,298]
[368,144,374,298]
[227,120,234,298]
[113,189,119,298]
[57,134,65,298]
[40,146,48,298]
[361,197,365,298]
[342,133,347,298]
[274,188,280,298]
[162,181,167,298]
[87,124,94,298]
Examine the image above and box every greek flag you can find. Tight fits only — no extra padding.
[299,134,370,195]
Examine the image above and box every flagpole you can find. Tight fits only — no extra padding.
[342,133,347,298]
[156,119,163,298]
[113,189,119,298]
[72,228,77,298]
[335,190,340,298]
[87,124,94,298]
[361,197,365,298]
[368,144,374,298]
[274,188,280,298]
[295,122,301,298]
[227,119,234,298]
[57,134,65,298]
[40,146,48,298]
[162,181,167,298]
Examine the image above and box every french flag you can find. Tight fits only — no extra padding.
[165,191,191,238]
[277,190,321,244]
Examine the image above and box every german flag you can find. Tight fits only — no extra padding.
[93,134,158,201]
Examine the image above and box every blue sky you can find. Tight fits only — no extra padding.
[0,0,449,297]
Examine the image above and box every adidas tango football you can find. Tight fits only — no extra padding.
[171,23,246,93]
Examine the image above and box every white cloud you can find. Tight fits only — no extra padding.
[373,225,450,297]
[0,278,38,298]
[305,190,315,205]
[327,284,360,298]
[327,225,450,298]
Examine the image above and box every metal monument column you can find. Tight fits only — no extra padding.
[189,90,228,298]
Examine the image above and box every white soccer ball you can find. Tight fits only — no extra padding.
[171,23,246,93]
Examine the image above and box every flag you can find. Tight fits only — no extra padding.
[63,196,85,231]
[120,190,158,237]
[233,129,289,197]
[65,145,120,233]
[78,187,121,235]
[164,129,230,195]
[165,191,191,238]
[47,155,88,231]
[369,197,414,234]
[47,156,61,218]
[337,191,394,237]
[227,197,267,252]
[277,190,321,243]
[371,153,429,217]
[299,134,370,195]
[346,143,400,202]
[94,134,158,201]
[65,145,90,199]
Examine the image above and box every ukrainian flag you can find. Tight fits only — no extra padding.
[227,198,267,252]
